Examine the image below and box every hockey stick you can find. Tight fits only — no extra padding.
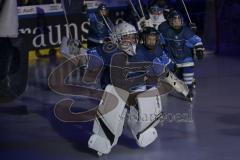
[181,0,193,24]
[138,0,146,19]
[136,111,165,138]
[127,0,141,20]
[61,0,73,39]
[99,11,120,44]
[100,11,113,33]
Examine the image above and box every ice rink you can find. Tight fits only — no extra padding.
[1,54,240,160]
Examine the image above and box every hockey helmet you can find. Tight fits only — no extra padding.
[141,27,160,50]
[114,21,139,56]
[168,10,184,30]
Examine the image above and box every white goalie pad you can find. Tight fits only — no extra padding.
[128,87,162,147]
[164,71,189,97]
[88,85,129,155]
[60,36,88,66]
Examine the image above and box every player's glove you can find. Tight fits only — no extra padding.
[194,44,205,60]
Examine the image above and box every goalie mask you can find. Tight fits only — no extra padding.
[149,5,163,22]
[114,22,139,56]
[142,27,160,50]
[168,10,184,31]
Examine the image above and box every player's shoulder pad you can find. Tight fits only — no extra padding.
[183,26,195,38]
[186,35,203,48]
[159,51,171,65]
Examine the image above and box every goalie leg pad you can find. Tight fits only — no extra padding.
[128,87,162,147]
[88,85,129,154]
[136,127,158,148]
[164,71,189,97]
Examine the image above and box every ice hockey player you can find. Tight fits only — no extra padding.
[138,26,193,101]
[148,5,166,30]
[87,3,114,48]
[82,22,165,156]
[159,10,204,98]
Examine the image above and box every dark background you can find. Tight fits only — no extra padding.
[16,0,240,56]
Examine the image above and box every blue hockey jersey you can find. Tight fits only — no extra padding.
[87,13,114,44]
[160,25,203,65]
